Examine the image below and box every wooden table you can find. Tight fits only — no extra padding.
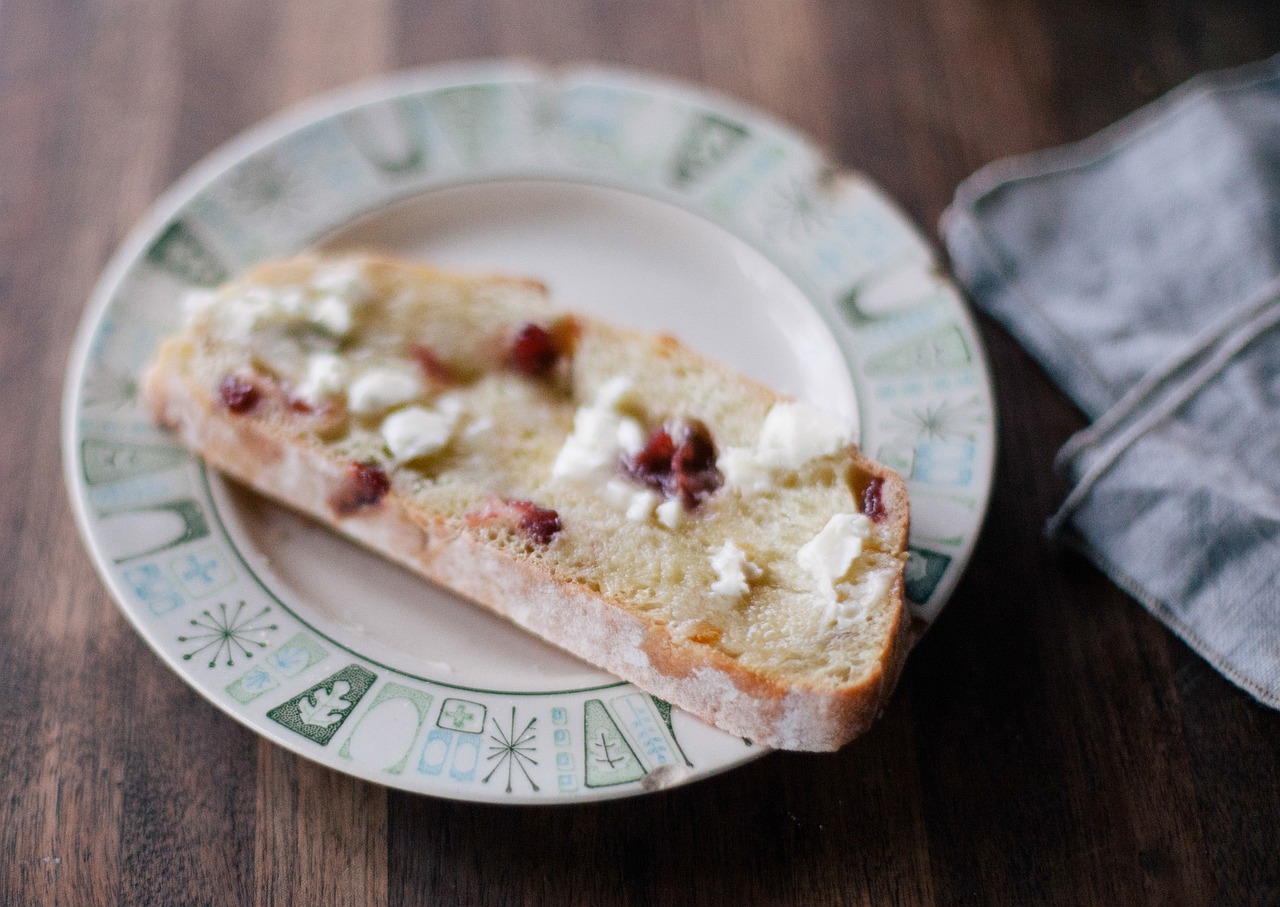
[4,1,1279,903]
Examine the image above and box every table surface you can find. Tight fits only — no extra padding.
[5,1,1280,904]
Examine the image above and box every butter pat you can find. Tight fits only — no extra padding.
[348,367,425,415]
[709,541,762,600]
[381,405,457,463]
[798,513,872,603]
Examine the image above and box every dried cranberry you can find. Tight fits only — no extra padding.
[670,419,722,507]
[410,343,457,384]
[622,427,676,492]
[218,375,260,413]
[508,499,562,544]
[621,419,722,508]
[329,461,390,515]
[509,323,560,378]
[862,477,887,522]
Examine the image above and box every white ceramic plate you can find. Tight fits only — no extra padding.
[63,62,995,804]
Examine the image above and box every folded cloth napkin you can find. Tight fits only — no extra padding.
[941,54,1280,709]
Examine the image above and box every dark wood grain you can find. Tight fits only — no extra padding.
[2,1,1279,904]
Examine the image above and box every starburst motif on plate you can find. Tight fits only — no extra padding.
[763,174,835,240]
[483,707,539,793]
[178,601,278,668]
[893,395,986,442]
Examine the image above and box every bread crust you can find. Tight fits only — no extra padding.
[142,264,911,751]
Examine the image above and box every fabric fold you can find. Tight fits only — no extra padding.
[942,54,1280,709]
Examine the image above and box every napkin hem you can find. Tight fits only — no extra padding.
[1047,278,1280,535]
[945,52,1280,215]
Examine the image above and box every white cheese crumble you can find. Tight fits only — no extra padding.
[709,541,762,600]
[618,420,644,455]
[604,479,633,506]
[594,375,634,410]
[757,401,853,467]
[294,352,348,405]
[348,366,425,415]
[310,260,374,302]
[181,289,219,323]
[463,417,493,438]
[604,480,680,530]
[381,405,457,463]
[722,401,854,491]
[434,393,465,418]
[207,260,372,343]
[720,446,774,490]
[606,478,632,506]
[213,286,277,341]
[625,489,661,523]
[824,568,894,630]
[655,499,682,530]
[797,513,872,603]
[310,295,353,337]
[551,376,644,478]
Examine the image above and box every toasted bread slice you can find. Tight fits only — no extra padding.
[143,255,910,750]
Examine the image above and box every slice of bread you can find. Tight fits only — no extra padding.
[143,254,910,751]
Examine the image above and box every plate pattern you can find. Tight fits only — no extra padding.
[66,63,994,803]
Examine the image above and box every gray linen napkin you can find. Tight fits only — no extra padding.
[941,54,1280,709]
